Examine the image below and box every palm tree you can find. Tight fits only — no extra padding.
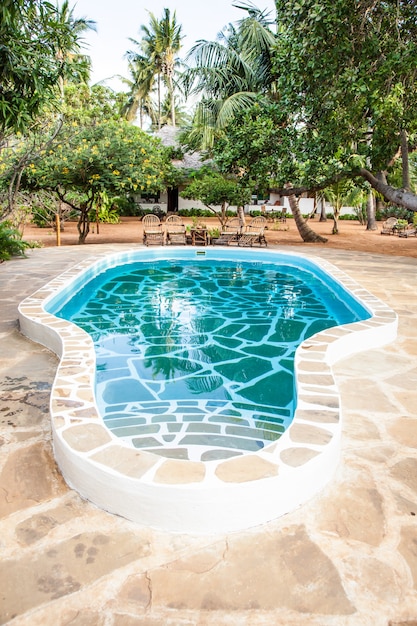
[126,8,183,129]
[156,8,183,127]
[182,2,328,244]
[120,58,157,128]
[55,1,97,98]
[182,1,275,149]
[322,180,365,235]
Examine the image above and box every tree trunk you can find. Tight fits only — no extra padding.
[77,206,90,244]
[286,186,328,243]
[168,73,176,127]
[157,73,161,130]
[237,205,246,229]
[401,129,410,191]
[366,188,377,231]
[359,168,417,211]
[319,196,327,221]
[332,211,339,235]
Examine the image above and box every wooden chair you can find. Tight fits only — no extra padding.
[165,214,187,245]
[238,216,267,247]
[213,217,242,246]
[398,223,417,238]
[142,214,164,246]
[380,217,398,235]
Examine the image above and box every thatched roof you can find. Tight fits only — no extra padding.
[154,126,209,171]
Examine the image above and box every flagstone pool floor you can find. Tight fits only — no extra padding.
[1,243,417,626]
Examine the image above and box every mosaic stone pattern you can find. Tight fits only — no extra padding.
[55,261,367,461]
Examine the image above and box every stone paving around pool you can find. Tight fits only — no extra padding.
[1,244,417,625]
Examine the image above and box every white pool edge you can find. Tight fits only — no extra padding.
[18,248,398,534]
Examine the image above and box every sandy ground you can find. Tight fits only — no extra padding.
[21,215,417,258]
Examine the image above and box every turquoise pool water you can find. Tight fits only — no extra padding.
[52,255,370,462]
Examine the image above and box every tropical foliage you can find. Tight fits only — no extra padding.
[23,119,174,243]
[4,0,417,253]
[182,2,276,150]
[0,221,33,261]
[124,8,183,128]
[0,0,94,140]
[181,169,251,227]
[272,0,417,213]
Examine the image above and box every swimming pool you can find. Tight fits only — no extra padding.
[50,256,370,463]
[19,248,397,533]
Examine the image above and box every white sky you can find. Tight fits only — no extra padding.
[73,0,276,91]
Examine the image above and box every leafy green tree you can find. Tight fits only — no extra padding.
[0,0,92,140]
[63,84,126,125]
[156,8,183,127]
[213,101,328,242]
[322,180,358,234]
[24,120,174,243]
[0,83,122,220]
[273,0,417,216]
[180,169,251,228]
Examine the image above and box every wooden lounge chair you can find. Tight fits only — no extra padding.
[142,214,164,246]
[214,217,242,246]
[165,214,187,245]
[381,217,398,235]
[398,223,417,238]
[238,216,267,247]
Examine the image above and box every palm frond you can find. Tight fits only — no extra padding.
[216,91,258,129]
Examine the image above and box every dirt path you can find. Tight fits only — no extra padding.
[21,215,417,258]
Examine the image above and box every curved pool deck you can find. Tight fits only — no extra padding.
[18,248,397,533]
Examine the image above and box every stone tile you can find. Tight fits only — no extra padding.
[280,447,320,466]
[388,418,417,448]
[342,413,381,441]
[154,459,206,484]
[343,555,402,604]
[394,494,417,517]
[0,442,67,518]
[0,531,150,623]
[137,526,354,615]
[316,482,385,546]
[215,455,278,482]
[391,458,417,496]
[14,499,85,546]
[91,445,159,478]
[295,409,339,423]
[289,423,333,445]
[61,423,112,452]
[398,526,417,591]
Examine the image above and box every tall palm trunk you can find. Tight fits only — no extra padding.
[168,73,176,127]
[286,186,327,243]
[157,72,161,129]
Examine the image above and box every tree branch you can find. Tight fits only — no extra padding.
[358,168,417,211]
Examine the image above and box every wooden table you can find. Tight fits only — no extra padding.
[190,228,209,246]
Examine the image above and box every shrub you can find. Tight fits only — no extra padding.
[339,213,360,220]
[0,221,36,261]
[379,205,414,222]
[88,205,120,224]
[178,208,221,218]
